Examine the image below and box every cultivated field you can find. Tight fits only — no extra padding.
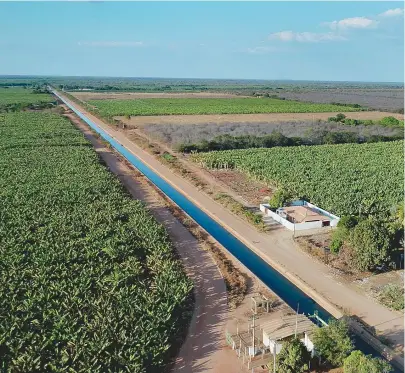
[89,98,361,117]
[0,112,192,372]
[0,87,53,106]
[192,141,404,217]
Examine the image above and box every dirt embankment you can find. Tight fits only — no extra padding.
[117,111,404,127]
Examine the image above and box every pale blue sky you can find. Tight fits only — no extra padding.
[0,1,403,82]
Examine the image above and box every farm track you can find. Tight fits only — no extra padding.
[64,109,240,373]
[117,111,403,127]
[54,90,404,369]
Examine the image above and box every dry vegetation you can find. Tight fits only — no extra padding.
[137,120,403,148]
[276,88,404,112]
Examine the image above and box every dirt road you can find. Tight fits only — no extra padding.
[63,109,241,373]
[117,111,403,127]
[58,92,404,354]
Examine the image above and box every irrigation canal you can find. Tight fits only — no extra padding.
[52,89,401,371]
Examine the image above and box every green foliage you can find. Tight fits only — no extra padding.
[88,98,361,117]
[328,115,403,127]
[0,112,193,372]
[349,218,392,271]
[330,227,348,253]
[330,216,359,253]
[0,87,54,112]
[312,319,354,366]
[268,188,292,209]
[213,193,267,231]
[336,113,346,122]
[275,338,310,373]
[380,116,402,127]
[377,284,404,311]
[338,215,359,229]
[191,142,404,217]
[343,350,392,373]
[176,129,401,154]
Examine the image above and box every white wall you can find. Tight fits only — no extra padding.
[302,333,315,357]
[268,340,283,355]
[260,204,295,230]
[260,203,339,231]
[305,201,340,226]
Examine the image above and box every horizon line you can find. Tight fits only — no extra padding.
[0,74,403,85]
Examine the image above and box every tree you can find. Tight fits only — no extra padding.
[349,217,392,271]
[268,188,292,209]
[275,338,310,373]
[338,215,359,229]
[343,350,392,373]
[335,113,346,122]
[312,319,354,366]
[330,216,358,253]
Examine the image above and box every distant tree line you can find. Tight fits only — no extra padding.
[176,131,402,153]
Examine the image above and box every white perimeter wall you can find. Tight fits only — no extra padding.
[260,203,339,231]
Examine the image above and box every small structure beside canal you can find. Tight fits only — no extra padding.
[260,199,340,232]
[261,313,317,357]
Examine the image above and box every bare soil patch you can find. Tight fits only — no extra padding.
[117,111,403,127]
[71,91,245,101]
[204,169,273,206]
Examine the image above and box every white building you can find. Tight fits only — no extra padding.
[260,199,340,232]
[261,314,317,357]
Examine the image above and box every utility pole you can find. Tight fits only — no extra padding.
[252,313,255,358]
[295,303,299,338]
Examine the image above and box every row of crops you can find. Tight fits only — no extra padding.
[88,97,361,117]
[191,141,404,217]
[0,112,192,372]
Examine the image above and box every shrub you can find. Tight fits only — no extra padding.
[335,113,346,122]
[338,216,359,229]
[348,218,392,271]
[268,188,292,209]
[380,116,401,127]
[343,350,392,373]
[275,338,310,373]
[377,284,404,311]
[312,319,354,366]
[330,227,348,254]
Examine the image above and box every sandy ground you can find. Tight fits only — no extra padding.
[71,91,245,100]
[62,108,242,373]
[116,111,404,126]
[57,92,404,360]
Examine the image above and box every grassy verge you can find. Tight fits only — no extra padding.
[377,284,404,311]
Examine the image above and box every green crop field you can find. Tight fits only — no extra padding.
[0,87,53,105]
[192,141,404,217]
[0,112,192,372]
[88,97,361,117]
